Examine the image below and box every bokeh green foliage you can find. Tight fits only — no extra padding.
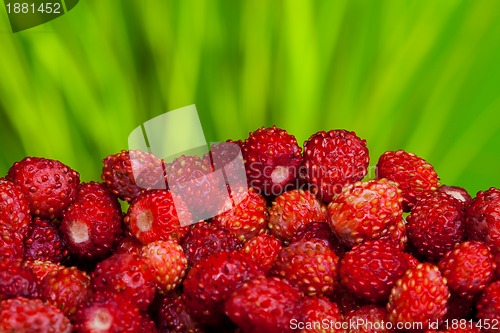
[1,0,499,195]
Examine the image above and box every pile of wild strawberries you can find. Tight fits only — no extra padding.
[0,126,499,333]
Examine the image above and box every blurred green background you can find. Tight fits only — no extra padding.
[1,0,499,196]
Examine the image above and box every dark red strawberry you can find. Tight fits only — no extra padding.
[387,263,449,329]
[438,185,472,205]
[0,258,38,300]
[6,157,80,219]
[296,296,343,333]
[180,222,242,267]
[340,239,408,303]
[330,285,367,315]
[438,241,495,300]
[290,221,346,256]
[140,240,187,294]
[0,178,31,235]
[0,296,71,332]
[39,266,91,317]
[101,149,166,203]
[443,294,473,320]
[155,292,204,333]
[213,187,268,242]
[91,252,156,311]
[271,240,339,297]
[206,139,247,194]
[465,187,500,251]
[23,217,69,263]
[344,305,392,333]
[183,251,263,326]
[407,192,466,262]
[303,130,369,203]
[376,150,440,211]
[240,233,283,274]
[224,276,302,333]
[60,182,122,260]
[475,280,500,333]
[268,189,327,243]
[327,179,403,248]
[115,231,144,255]
[125,189,190,244]
[403,252,420,269]
[0,223,24,260]
[243,126,303,197]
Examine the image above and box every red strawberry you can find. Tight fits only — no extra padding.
[180,221,242,267]
[6,157,80,219]
[0,178,31,235]
[60,182,123,260]
[155,292,204,333]
[224,276,302,333]
[240,233,283,274]
[39,266,91,317]
[303,130,369,203]
[243,126,303,197]
[376,150,440,211]
[0,223,24,260]
[438,241,495,300]
[125,189,190,244]
[183,251,263,326]
[465,187,500,251]
[23,217,69,263]
[140,240,187,294]
[0,296,71,332]
[115,231,144,255]
[438,185,472,205]
[291,221,346,256]
[296,296,343,333]
[0,258,38,301]
[213,187,268,242]
[271,240,339,297]
[23,260,61,284]
[475,281,500,333]
[91,252,156,311]
[101,149,166,203]
[403,252,420,269]
[377,217,408,251]
[344,305,392,333]
[268,189,327,243]
[407,192,466,262]
[339,239,408,303]
[387,263,449,329]
[327,179,403,248]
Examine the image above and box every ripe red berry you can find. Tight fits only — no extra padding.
[0,178,31,235]
[291,221,346,256]
[23,217,68,263]
[376,150,439,211]
[303,130,369,203]
[0,223,24,261]
[23,260,61,284]
[475,280,500,333]
[344,305,392,333]
[0,258,38,301]
[438,185,472,205]
[240,233,283,274]
[296,296,344,333]
[155,292,204,333]
[465,187,500,251]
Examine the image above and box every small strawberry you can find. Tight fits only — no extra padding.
[224,276,303,333]
[60,182,123,260]
[438,241,495,300]
[327,179,403,248]
[271,240,339,297]
[243,126,303,197]
[125,189,190,244]
[303,130,369,203]
[6,157,80,219]
[438,185,472,205]
[465,187,500,251]
[39,266,91,317]
[339,239,408,303]
[297,296,344,333]
[183,251,263,326]
[101,149,166,203]
[0,223,24,260]
[376,150,440,211]
[240,233,283,274]
[0,296,71,333]
[23,260,61,284]
[0,178,31,235]
[268,189,327,243]
[344,305,392,333]
[0,258,38,301]
[91,252,156,311]
[23,217,69,263]
[290,221,346,256]
[407,192,466,262]
[140,240,187,293]
[387,263,449,329]
[155,292,204,333]
[475,280,500,332]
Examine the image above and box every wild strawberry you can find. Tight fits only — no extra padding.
[91,252,156,311]
[0,223,24,260]
[376,150,439,211]
[475,281,500,333]
[7,157,80,219]
[387,263,449,329]
[407,192,466,262]
[180,221,242,267]
[23,217,69,263]
[303,130,369,203]
[296,296,343,333]
[23,260,61,284]
[268,189,327,243]
[155,292,204,333]
[224,276,303,333]
[0,178,31,235]
[291,221,346,256]
[240,233,283,274]
[0,296,71,333]
[183,251,263,326]
[213,188,268,242]
[60,182,123,260]
[39,266,91,317]
[438,241,495,300]
[125,189,190,244]
[243,126,303,197]
[327,179,403,248]
[271,240,339,297]
[115,231,144,255]
[377,217,408,251]
[101,149,165,203]
[438,185,472,205]
[140,240,187,293]
[206,139,247,194]
[465,187,500,251]
[0,258,38,301]
[344,305,392,333]
[340,239,408,303]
